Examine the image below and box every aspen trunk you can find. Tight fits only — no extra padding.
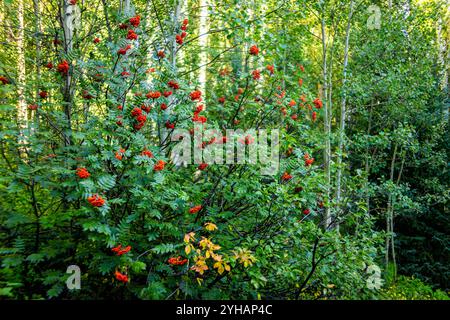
[162,0,181,146]
[365,103,373,214]
[198,0,209,101]
[17,0,27,140]
[61,0,77,146]
[321,14,331,229]
[335,0,354,228]
[437,15,449,120]
[33,0,42,127]
[385,143,397,277]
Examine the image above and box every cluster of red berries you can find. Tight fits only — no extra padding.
[189,205,202,214]
[0,76,10,84]
[87,194,105,207]
[141,149,154,158]
[114,271,129,283]
[127,29,138,40]
[115,148,126,160]
[118,44,131,55]
[168,256,188,266]
[146,91,161,99]
[165,120,175,129]
[141,103,151,113]
[129,15,141,28]
[304,153,314,166]
[75,167,90,179]
[155,50,164,59]
[57,60,69,75]
[153,160,166,171]
[313,98,323,109]
[199,136,217,149]
[234,87,245,103]
[168,80,180,90]
[281,171,293,181]
[249,45,259,55]
[239,135,255,145]
[192,104,207,124]
[130,107,148,131]
[145,91,161,100]
[252,69,261,80]
[197,163,208,171]
[111,244,132,256]
[190,90,202,101]
[39,91,48,99]
[176,19,189,45]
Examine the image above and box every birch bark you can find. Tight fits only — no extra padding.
[17,0,27,140]
[335,0,354,228]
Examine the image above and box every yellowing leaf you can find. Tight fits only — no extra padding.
[233,248,256,268]
[204,222,218,231]
[184,232,196,243]
[214,261,224,274]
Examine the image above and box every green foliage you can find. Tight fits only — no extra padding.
[381,276,449,300]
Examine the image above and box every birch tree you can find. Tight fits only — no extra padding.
[198,0,209,101]
[335,0,354,228]
[320,4,331,229]
[17,0,27,142]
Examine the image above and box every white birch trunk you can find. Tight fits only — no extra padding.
[321,15,332,229]
[162,1,181,147]
[198,0,209,102]
[437,14,449,120]
[335,0,354,229]
[33,0,42,128]
[17,0,27,137]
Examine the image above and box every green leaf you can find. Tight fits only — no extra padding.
[26,253,46,264]
[97,174,116,191]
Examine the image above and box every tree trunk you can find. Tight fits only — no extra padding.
[198,0,209,101]
[33,0,42,127]
[161,0,181,146]
[335,0,354,229]
[365,103,373,214]
[321,13,331,229]
[101,0,113,42]
[61,1,75,146]
[385,142,397,277]
[437,15,449,120]
[17,0,27,146]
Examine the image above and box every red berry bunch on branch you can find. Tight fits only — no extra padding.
[176,18,189,45]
